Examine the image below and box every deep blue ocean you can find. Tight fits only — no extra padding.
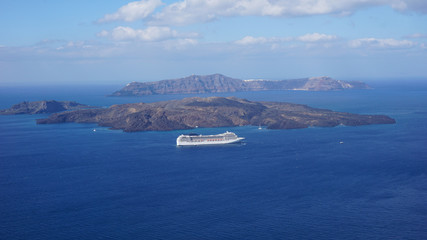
[1,83,426,239]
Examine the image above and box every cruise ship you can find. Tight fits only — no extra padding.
[176,131,245,146]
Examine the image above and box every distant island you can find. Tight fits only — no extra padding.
[0,100,90,115]
[110,74,370,96]
[37,97,395,132]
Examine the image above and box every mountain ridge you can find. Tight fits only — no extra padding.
[110,74,371,96]
[0,100,91,115]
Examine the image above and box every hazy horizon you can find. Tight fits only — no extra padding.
[1,75,427,89]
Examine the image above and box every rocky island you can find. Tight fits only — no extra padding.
[36,97,395,132]
[0,100,91,115]
[111,74,370,96]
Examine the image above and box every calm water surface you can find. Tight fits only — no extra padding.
[0,84,426,239]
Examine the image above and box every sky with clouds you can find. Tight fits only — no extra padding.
[1,0,427,85]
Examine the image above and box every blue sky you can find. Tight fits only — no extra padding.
[1,0,427,85]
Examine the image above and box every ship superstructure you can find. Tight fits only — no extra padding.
[176,131,244,146]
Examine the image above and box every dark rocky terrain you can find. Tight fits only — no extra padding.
[0,100,90,115]
[110,74,370,96]
[37,97,395,132]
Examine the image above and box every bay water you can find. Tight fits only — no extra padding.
[0,83,426,239]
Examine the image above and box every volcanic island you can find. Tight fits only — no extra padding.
[34,97,395,132]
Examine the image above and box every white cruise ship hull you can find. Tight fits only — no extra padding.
[176,131,244,146]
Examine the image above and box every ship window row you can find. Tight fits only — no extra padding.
[181,138,226,142]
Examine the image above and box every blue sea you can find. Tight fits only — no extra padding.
[1,83,427,239]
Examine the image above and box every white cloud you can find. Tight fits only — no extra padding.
[235,36,272,45]
[99,26,199,42]
[95,0,427,26]
[163,38,199,50]
[146,0,427,26]
[98,0,163,23]
[112,26,176,41]
[391,0,427,13]
[349,38,416,48]
[405,33,427,39]
[55,41,95,51]
[297,33,337,42]
[97,30,109,38]
[93,0,427,26]
[235,33,336,45]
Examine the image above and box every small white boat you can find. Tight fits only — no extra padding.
[176,131,244,146]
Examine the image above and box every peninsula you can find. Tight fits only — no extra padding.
[110,74,370,96]
[0,100,90,115]
[37,97,395,132]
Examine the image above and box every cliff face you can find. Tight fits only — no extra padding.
[0,100,90,115]
[112,74,245,96]
[295,77,368,91]
[37,97,395,132]
[110,74,370,96]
